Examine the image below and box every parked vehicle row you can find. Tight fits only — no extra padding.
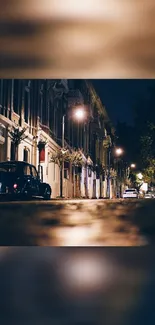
[122,189,139,199]
[122,188,155,199]
[0,161,154,202]
[0,161,52,200]
[144,192,155,199]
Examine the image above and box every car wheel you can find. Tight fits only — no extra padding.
[43,187,51,200]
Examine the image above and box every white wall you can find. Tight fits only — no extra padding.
[88,172,94,198]
[96,179,100,199]
[80,166,85,197]
[48,162,60,198]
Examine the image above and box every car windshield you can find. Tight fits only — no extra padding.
[125,189,136,192]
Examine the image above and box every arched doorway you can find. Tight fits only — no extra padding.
[23,147,30,163]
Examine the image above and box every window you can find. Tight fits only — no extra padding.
[88,167,92,177]
[64,169,69,179]
[4,80,8,112]
[31,166,38,178]
[23,148,29,162]
[24,90,29,123]
[24,165,31,176]
[39,83,44,123]
[13,80,19,114]
[42,82,48,125]
[11,142,15,160]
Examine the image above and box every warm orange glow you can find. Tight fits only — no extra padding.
[74,108,85,120]
[115,148,123,156]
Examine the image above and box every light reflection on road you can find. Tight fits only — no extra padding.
[0,199,150,246]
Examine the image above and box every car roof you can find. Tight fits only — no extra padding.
[0,161,32,167]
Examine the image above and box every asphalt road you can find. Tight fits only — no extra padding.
[1,199,155,325]
[0,198,155,246]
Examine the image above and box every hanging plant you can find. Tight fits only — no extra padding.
[103,135,112,148]
[86,155,93,167]
[37,140,47,151]
[8,125,28,146]
[50,148,87,168]
[70,149,86,167]
[8,124,28,160]
[100,164,106,175]
[110,168,117,178]
[50,148,71,167]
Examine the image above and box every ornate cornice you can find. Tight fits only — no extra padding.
[68,89,84,107]
[85,80,110,120]
[85,80,115,136]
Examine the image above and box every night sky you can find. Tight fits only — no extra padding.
[92,80,155,126]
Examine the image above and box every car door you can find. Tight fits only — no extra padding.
[30,165,40,196]
[23,164,33,195]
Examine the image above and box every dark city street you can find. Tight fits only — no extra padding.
[0,198,155,246]
[0,79,155,249]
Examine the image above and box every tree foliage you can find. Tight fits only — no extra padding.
[8,125,28,146]
[103,135,112,149]
[142,159,155,184]
[70,150,86,167]
[50,148,86,167]
[116,85,155,186]
[50,148,71,167]
[129,172,143,192]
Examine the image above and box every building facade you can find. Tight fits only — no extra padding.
[0,79,116,198]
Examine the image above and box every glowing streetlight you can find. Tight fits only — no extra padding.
[131,163,136,168]
[115,148,123,156]
[74,107,86,120]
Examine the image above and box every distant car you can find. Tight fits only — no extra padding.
[144,192,155,199]
[123,188,139,199]
[0,161,51,200]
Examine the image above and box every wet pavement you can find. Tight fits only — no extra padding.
[0,198,155,246]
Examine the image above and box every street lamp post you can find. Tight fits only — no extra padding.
[106,147,111,198]
[127,163,136,182]
[60,108,86,198]
[115,147,123,198]
[60,114,65,198]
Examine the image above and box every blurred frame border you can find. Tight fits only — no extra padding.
[0,0,155,78]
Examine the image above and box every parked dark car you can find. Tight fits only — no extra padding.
[0,161,51,200]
